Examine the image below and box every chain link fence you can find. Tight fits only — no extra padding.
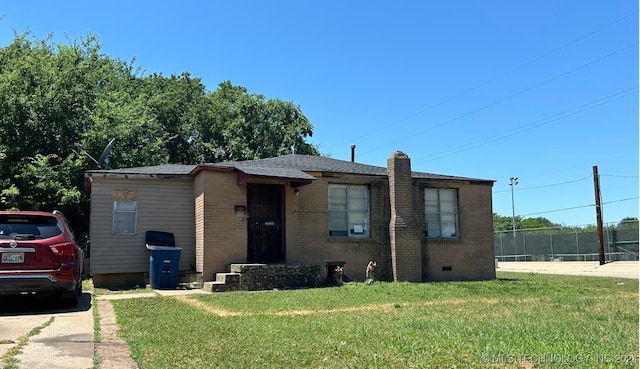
[494,221,639,262]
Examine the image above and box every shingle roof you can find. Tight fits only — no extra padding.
[87,164,196,176]
[85,155,492,182]
[225,155,388,176]
[219,155,490,182]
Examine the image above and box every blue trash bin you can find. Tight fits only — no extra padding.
[147,245,182,289]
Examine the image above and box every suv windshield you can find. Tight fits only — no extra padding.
[0,215,63,240]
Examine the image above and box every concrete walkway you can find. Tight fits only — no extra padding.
[93,288,209,368]
[496,261,639,279]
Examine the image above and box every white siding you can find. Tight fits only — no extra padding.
[89,178,195,274]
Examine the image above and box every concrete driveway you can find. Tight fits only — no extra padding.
[497,260,639,279]
[0,293,94,369]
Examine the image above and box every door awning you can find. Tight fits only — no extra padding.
[191,164,316,187]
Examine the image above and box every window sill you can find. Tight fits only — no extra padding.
[327,236,372,243]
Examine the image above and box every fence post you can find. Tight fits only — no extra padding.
[605,223,611,262]
[575,229,580,261]
[549,229,554,261]
[522,230,527,261]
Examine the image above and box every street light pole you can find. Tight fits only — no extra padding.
[509,177,518,237]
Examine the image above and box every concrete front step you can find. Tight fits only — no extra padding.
[202,272,242,293]
[216,272,241,284]
[203,281,226,293]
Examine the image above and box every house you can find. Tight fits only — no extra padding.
[85,151,496,289]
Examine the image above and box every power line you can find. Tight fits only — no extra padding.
[601,174,639,179]
[493,176,592,194]
[521,153,638,182]
[358,41,638,157]
[521,204,595,217]
[520,197,638,217]
[603,197,639,205]
[504,173,639,194]
[412,86,637,164]
[325,10,638,154]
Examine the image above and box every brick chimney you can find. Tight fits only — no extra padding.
[387,151,422,282]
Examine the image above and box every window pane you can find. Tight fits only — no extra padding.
[426,213,440,237]
[328,186,347,211]
[424,188,458,239]
[328,184,369,237]
[441,222,456,237]
[440,201,455,213]
[425,204,438,213]
[440,189,456,201]
[329,211,347,231]
[348,196,367,211]
[441,214,457,237]
[425,189,438,202]
[114,212,136,234]
[113,190,137,234]
[440,190,456,213]
[348,186,367,211]
[349,211,366,224]
[329,197,347,210]
[349,211,368,236]
[114,201,137,211]
[329,186,346,198]
[349,186,366,199]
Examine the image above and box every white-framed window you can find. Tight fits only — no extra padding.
[425,188,458,239]
[328,184,369,237]
[113,190,137,234]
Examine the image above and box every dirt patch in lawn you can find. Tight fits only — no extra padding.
[174,295,530,317]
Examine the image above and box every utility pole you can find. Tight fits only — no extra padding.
[593,165,605,265]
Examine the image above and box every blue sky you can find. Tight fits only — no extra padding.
[1,1,637,226]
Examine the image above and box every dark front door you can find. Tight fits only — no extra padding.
[248,184,284,263]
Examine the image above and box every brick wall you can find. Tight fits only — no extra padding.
[192,157,494,284]
[420,180,496,281]
[285,174,392,282]
[194,171,248,280]
[194,180,205,277]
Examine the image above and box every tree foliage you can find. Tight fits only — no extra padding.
[493,213,561,233]
[493,212,637,233]
[0,32,319,235]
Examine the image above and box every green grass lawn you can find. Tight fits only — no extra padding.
[111,272,639,369]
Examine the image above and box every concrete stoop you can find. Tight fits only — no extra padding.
[202,263,322,293]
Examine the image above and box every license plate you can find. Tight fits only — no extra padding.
[1,253,24,263]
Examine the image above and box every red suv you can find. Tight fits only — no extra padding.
[0,210,84,307]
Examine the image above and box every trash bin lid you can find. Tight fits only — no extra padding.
[146,245,182,251]
[145,231,175,247]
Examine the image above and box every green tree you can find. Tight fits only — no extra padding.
[0,32,320,236]
[201,81,319,162]
[493,213,560,232]
[520,217,558,229]
[137,72,209,164]
[616,217,638,230]
[0,33,129,233]
[493,213,522,233]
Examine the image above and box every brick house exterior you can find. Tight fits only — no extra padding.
[86,152,495,288]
